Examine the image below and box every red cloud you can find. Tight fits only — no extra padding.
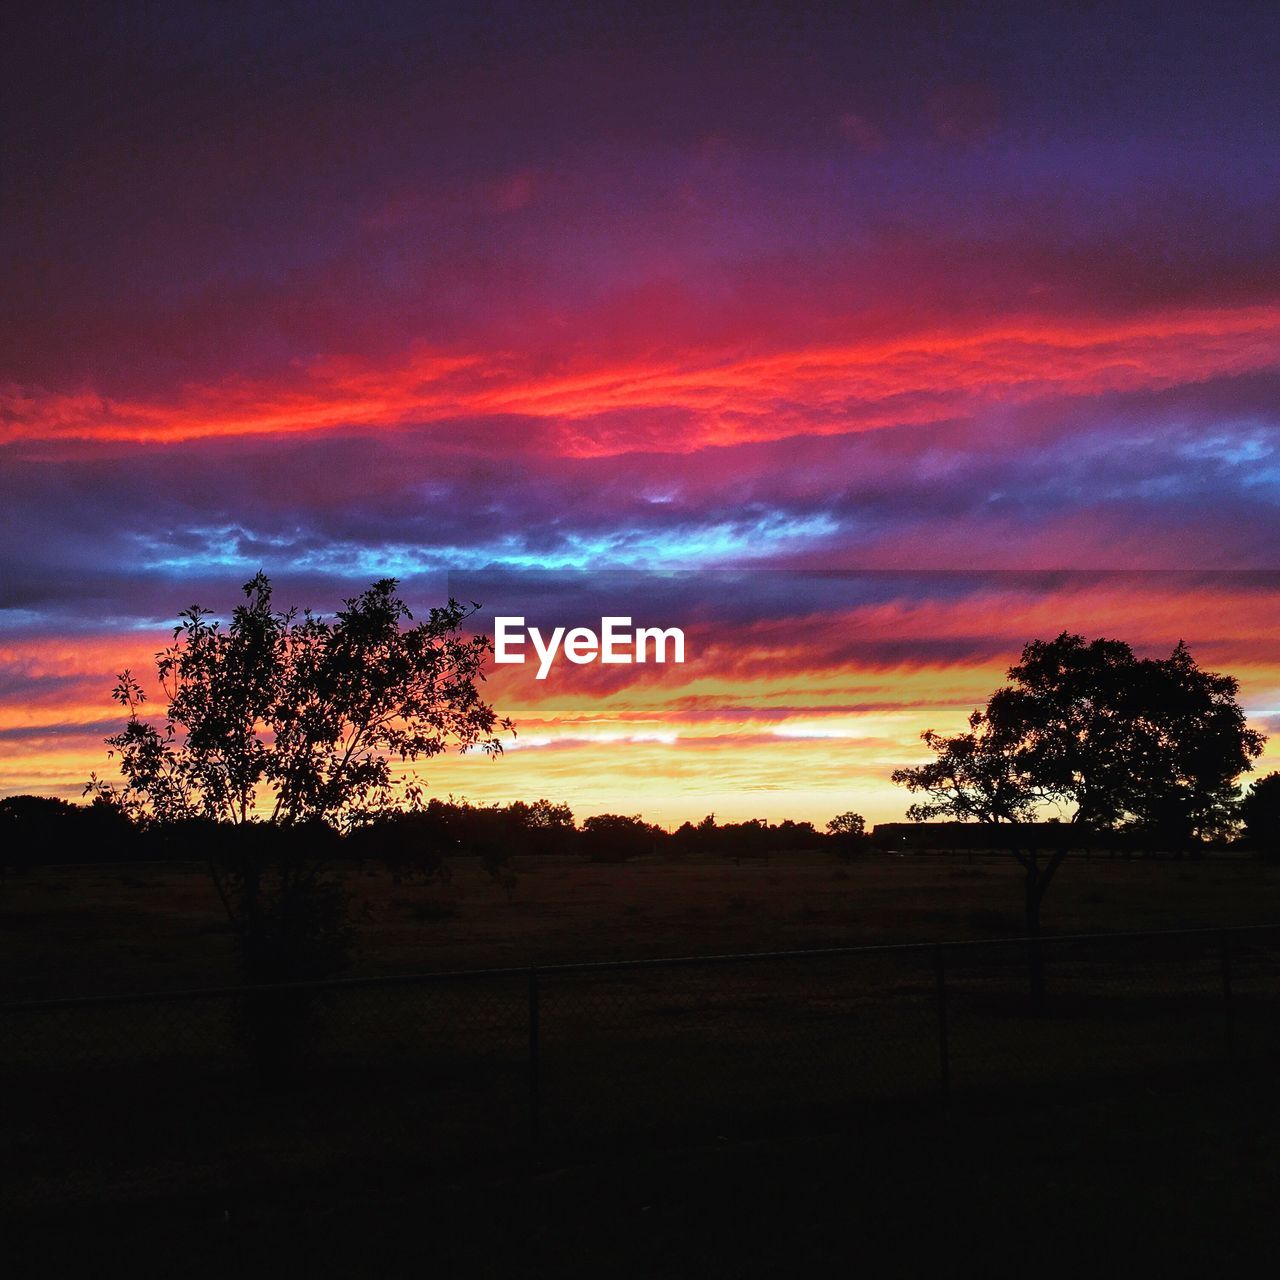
[6,303,1280,456]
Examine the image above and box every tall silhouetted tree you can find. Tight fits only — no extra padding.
[92,573,509,829]
[90,574,512,989]
[894,633,1263,1004]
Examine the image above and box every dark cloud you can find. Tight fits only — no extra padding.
[7,367,1280,637]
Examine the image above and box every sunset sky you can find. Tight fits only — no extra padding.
[4,2,1280,825]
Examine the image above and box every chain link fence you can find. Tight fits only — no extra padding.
[4,924,1279,1216]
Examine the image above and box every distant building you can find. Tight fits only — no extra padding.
[869,822,1207,854]
[871,822,1077,851]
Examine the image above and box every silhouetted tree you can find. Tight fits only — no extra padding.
[347,805,454,883]
[350,796,574,892]
[579,813,663,862]
[1102,641,1262,850]
[1241,772,1280,859]
[774,818,823,851]
[894,633,1263,1004]
[826,812,866,837]
[892,705,1040,915]
[667,813,826,861]
[504,798,577,856]
[0,794,135,873]
[671,813,718,857]
[92,574,509,830]
[826,811,868,859]
[89,574,512,992]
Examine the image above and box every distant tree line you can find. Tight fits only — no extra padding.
[11,780,1280,883]
[0,794,865,874]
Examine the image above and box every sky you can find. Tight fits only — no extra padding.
[4,1,1280,826]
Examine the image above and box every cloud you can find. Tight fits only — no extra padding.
[7,3,1280,817]
[8,301,1280,455]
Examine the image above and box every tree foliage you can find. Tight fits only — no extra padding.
[667,814,826,862]
[90,573,512,830]
[1241,772,1280,857]
[86,574,513,1009]
[0,794,133,875]
[578,813,665,862]
[892,633,1264,955]
[894,633,1263,844]
[826,812,867,838]
[825,811,868,859]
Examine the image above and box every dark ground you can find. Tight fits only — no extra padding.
[7,854,1280,1275]
[10,1065,1278,1278]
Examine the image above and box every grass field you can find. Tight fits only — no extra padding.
[5,850,1280,1001]
[7,850,1280,1251]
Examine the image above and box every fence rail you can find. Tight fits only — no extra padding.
[5,923,1280,1215]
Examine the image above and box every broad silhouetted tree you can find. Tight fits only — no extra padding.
[92,573,509,830]
[894,633,1264,1003]
[89,574,512,990]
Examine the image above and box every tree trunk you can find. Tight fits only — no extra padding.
[1024,861,1045,1014]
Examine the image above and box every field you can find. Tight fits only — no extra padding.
[8,849,1280,1267]
[5,850,1280,1001]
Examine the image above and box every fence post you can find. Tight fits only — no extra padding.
[528,964,541,1154]
[1221,932,1234,1060]
[934,946,950,1096]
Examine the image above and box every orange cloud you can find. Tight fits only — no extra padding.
[11,577,1280,823]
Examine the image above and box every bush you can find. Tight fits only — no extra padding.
[578,814,663,862]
